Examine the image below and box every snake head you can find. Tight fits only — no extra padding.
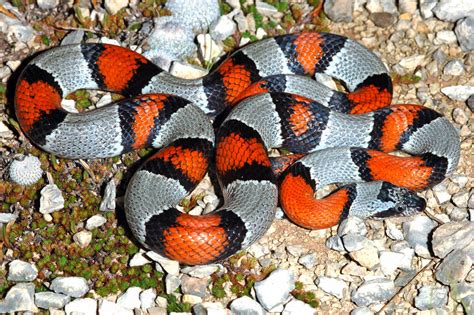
[372,182,426,218]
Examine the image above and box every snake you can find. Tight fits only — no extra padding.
[14,32,460,265]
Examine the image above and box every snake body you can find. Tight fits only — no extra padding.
[14,32,460,264]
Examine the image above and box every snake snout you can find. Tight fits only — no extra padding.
[373,182,426,218]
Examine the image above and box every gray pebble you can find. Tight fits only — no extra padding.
[449,281,474,302]
[452,190,469,207]
[209,15,236,41]
[286,245,306,257]
[443,60,465,76]
[255,1,278,17]
[366,0,398,14]
[432,221,474,258]
[369,12,396,27]
[342,234,368,252]
[254,269,295,311]
[433,0,474,22]
[0,283,37,313]
[419,0,437,18]
[326,235,346,252]
[99,179,116,211]
[461,295,474,314]
[338,216,367,237]
[351,278,396,306]
[435,250,472,285]
[34,292,70,310]
[467,95,474,111]
[8,260,38,282]
[324,0,354,22]
[181,264,221,278]
[414,286,449,310]
[441,85,474,102]
[50,277,89,298]
[394,270,417,287]
[403,215,437,258]
[165,274,181,294]
[181,275,209,298]
[230,295,265,315]
[298,253,317,269]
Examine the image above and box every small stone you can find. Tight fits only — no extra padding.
[100,179,116,211]
[452,108,470,125]
[385,221,404,240]
[434,30,458,45]
[8,260,38,282]
[451,282,474,301]
[403,215,437,258]
[397,55,426,73]
[181,275,209,298]
[324,0,354,22]
[117,286,142,310]
[342,261,368,277]
[283,299,316,315]
[338,216,367,236]
[432,222,474,258]
[165,274,181,294]
[64,298,97,315]
[37,0,59,9]
[351,306,374,315]
[414,286,449,310]
[433,183,452,205]
[197,34,223,63]
[419,0,437,18]
[193,301,226,315]
[230,295,265,315]
[342,234,368,252]
[349,246,380,270]
[254,269,295,310]
[398,0,417,14]
[379,251,405,275]
[104,0,129,15]
[286,245,306,257]
[170,62,208,79]
[326,235,346,252]
[35,292,71,310]
[155,296,167,308]
[369,12,396,27]
[0,121,14,139]
[85,214,107,230]
[248,243,269,258]
[467,95,474,111]
[140,288,157,310]
[0,283,37,313]
[366,0,398,13]
[433,0,474,22]
[435,250,472,285]
[73,230,92,248]
[147,251,180,275]
[0,213,18,223]
[298,253,317,269]
[444,60,465,76]
[255,28,267,40]
[351,278,396,306]
[316,276,348,299]
[50,277,89,298]
[9,155,43,186]
[461,295,474,314]
[39,184,65,214]
[255,1,278,16]
[182,294,202,305]
[129,251,151,267]
[441,85,474,102]
[209,15,236,41]
[181,264,220,278]
[98,299,133,315]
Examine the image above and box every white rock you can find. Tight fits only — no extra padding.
[338,216,367,236]
[104,0,129,15]
[99,179,116,211]
[282,298,316,315]
[254,269,295,310]
[140,288,157,310]
[61,99,78,113]
[193,301,227,315]
[419,0,436,18]
[0,121,14,139]
[9,155,42,186]
[181,264,221,278]
[433,183,452,204]
[0,213,18,223]
[147,251,180,275]
[434,30,458,45]
[8,260,38,282]
[324,0,354,22]
[73,230,92,248]
[256,1,278,16]
[230,295,265,315]
[209,15,236,41]
[35,292,71,310]
[86,214,107,230]
[403,215,437,258]
[455,17,474,52]
[129,251,151,267]
[197,33,224,63]
[95,94,112,108]
[444,60,465,76]
[165,274,181,294]
[351,306,374,315]
[37,0,59,9]
[98,299,133,315]
[0,283,38,313]
[433,0,474,22]
[397,55,426,72]
[255,27,267,40]
[452,191,469,208]
[379,251,405,275]
[298,253,317,269]
[316,276,348,299]
[50,277,89,298]
[170,62,208,79]
[182,294,202,305]
[414,286,449,310]
[39,184,65,214]
[366,0,398,13]
[64,298,97,315]
[349,246,380,270]
[117,286,142,310]
[398,0,417,14]
[351,278,396,306]
[441,85,474,102]
[385,221,404,240]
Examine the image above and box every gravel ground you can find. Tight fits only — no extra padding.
[0,0,473,314]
